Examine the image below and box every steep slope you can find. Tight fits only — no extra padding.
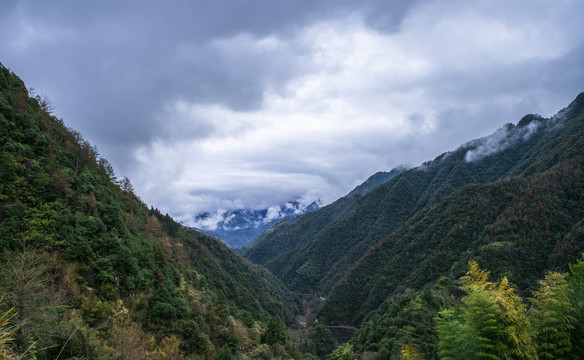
[0,63,300,359]
[319,93,584,326]
[245,112,556,293]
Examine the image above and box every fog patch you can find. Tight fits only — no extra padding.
[193,209,229,231]
[192,198,320,232]
[464,116,544,163]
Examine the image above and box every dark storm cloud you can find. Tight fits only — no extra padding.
[1,0,583,221]
[1,0,422,165]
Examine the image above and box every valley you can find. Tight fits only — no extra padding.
[1,61,584,359]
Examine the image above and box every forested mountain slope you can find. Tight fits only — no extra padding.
[245,104,566,294]
[319,92,584,326]
[0,63,301,359]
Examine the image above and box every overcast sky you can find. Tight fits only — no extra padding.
[1,0,583,225]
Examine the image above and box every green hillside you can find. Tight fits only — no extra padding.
[0,63,302,359]
[319,93,584,326]
[315,94,584,358]
[242,93,584,358]
[244,109,561,294]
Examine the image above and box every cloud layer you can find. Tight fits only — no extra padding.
[1,0,583,222]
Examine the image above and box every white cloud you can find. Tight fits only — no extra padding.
[130,1,584,220]
[2,0,582,222]
[265,205,283,222]
[464,120,541,163]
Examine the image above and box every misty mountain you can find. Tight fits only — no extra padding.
[319,93,584,327]
[239,92,584,358]
[244,94,584,297]
[0,63,301,359]
[193,200,321,247]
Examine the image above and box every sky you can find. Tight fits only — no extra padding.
[1,0,583,226]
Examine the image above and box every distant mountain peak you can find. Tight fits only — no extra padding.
[193,200,321,247]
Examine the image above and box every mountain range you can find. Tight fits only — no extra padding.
[243,92,584,356]
[193,200,321,248]
[2,60,584,359]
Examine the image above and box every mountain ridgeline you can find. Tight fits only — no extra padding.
[0,63,302,359]
[245,93,584,323]
[194,200,321,248]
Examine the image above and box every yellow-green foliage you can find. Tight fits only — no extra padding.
[0,297,19,359]
[529,272,575,359]
[438,261,537,359]
[437,261,584,359]
[400,343,424,360]
[330,342,352,360]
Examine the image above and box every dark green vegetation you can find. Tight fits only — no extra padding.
[319,94,584,327]
[0,63,309,359]
[246,92,584,358]
[244,112,574,294]
[336,258,584,360]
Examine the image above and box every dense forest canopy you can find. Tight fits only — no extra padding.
[244,92,584,358]
[0,62,309,359]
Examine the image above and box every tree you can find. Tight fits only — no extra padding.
[488,277,535,359]
[436,307,475,360]
[400,343,425,360]
[330,342,352,360]
[260,316,287,346]
[0,250,66,354]
[459,260,490,292]
[529,272,575,359]
[568,255,584,359]
[108,301,151,360]
[311,324,336,358]
[120,176,134,194]
[436,261,535,359]
[217,343,234,360]
[463,286,502,359]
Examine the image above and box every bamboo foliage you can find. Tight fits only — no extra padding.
[529,272,575,359]
[0,296,19,360]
